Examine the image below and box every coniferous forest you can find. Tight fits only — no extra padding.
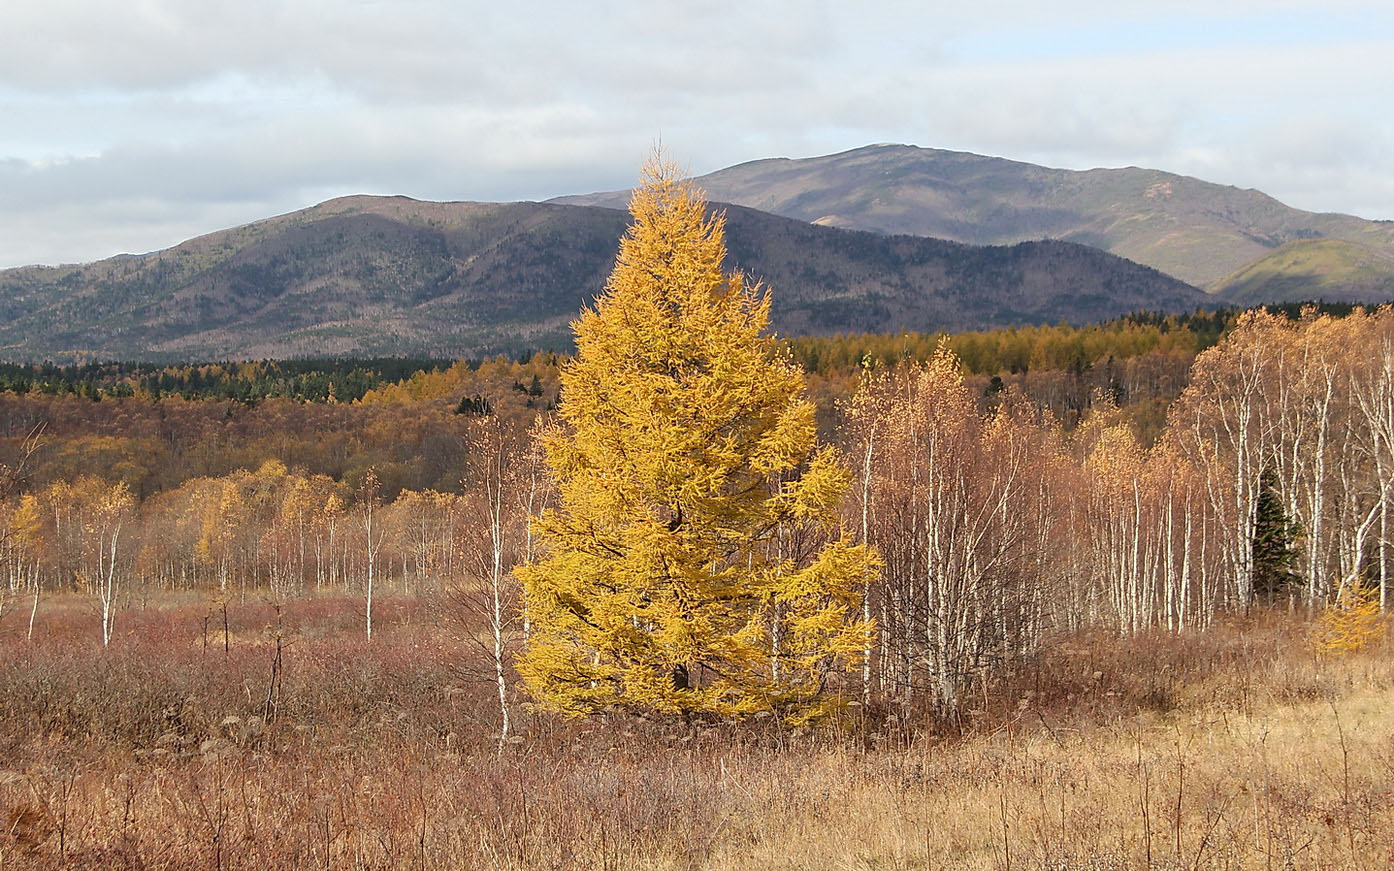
[2,166,1393,869]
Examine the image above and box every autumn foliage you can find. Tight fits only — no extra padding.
[517,159,876,722]
[1312,581,1385,655]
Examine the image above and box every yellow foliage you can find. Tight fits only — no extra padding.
[358,361,473,404]
[9,493,44,551]
[1312,581,1384,655]
[517,156,877,722]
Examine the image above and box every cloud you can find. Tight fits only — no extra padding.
[0,1,1391,267]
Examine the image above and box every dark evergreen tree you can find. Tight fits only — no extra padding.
[1251,469,1300,606]
[454,394,492,416]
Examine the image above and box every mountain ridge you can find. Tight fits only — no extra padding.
[554,144,1394,297]
[0,194,1207,363]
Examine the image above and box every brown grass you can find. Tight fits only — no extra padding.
[0,598,1390,869]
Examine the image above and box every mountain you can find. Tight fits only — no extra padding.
[0,195,1206,363]
[555,144,1394,297]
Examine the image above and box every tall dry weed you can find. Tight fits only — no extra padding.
[2,597,1391,869]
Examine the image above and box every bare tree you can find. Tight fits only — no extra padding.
[357,470,385,640]
[452,415,527,751]
[847,346,1056,714]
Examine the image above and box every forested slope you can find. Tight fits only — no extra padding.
[0,195,1206,362]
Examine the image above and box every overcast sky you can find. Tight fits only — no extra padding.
[2,0,1391,268]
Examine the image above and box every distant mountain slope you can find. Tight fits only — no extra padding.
[556,144,1394,294]
[0,195,1207,363]
[1211,238,1394,306]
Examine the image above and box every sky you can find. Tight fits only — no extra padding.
[2,0,1392,268]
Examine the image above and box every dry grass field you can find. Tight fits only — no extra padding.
[1,595,1390,870]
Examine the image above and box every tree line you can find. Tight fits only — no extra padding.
[0,304,1361,405]
[0,357,460,404]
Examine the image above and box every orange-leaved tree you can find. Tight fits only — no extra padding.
[516,156,877,722]
[1312,580,1384,656]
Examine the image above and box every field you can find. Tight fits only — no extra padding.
[1,595,1390,870]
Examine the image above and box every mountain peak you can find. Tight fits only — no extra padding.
[557,144,1394,292]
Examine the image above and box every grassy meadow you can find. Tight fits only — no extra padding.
[0,595,1390,870]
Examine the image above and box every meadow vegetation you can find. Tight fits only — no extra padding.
[1,595,1390,869]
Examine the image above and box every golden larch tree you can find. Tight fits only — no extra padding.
[516,156,877,722]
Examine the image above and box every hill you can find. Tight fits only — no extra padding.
[1211,238,1394,305]
[556,144,1394,295]
[0,195,1206,363]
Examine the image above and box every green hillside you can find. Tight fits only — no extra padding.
[1212,238,1394,306]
